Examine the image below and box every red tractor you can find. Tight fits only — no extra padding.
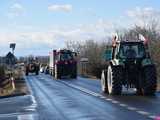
[49,49,77,79]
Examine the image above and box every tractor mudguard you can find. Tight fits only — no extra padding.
[141,58,153,67]
[111,59,124,67]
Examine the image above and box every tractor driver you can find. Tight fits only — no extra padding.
[125,46,137,58]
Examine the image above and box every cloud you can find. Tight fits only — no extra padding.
[127,7,160,18]
[126,7,160,27]
[48,4,72,12]
[7,3,25,18]
[0,19,115,56]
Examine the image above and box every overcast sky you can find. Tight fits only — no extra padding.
[0,0,159,56]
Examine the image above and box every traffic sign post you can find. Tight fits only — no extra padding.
[10,43,16,55]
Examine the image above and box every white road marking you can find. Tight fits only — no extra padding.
[136,111,150,115]
[18,114,34,120]
[111,100,119,104]
[25,109,36,112]
[59,80,158,119]
[66,82,101,97]
[30,95,36,104]
[24,104,37,110]
[0,113,33,118]
[99,96,106,99]
[105,98,112,101]
[127,107,137,111]
[148,115,156,119]
[0,113,20,118]
[119,103,128,107]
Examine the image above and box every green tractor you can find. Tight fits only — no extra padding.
[101,35,157,95]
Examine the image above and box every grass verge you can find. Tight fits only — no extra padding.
[0,67,30,98]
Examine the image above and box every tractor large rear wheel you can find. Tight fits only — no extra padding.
[107,66,122,95]
[143,65,157,95]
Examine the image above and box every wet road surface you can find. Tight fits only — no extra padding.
[0,94,37,120]
[27,74,160,120]
[0,74,160,120]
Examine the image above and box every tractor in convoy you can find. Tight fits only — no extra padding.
[49,49,77,79]
[25,58,40,76]
[101,35,157,95]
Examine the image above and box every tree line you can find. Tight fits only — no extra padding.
[65,24,160,81]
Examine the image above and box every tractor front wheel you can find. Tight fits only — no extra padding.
[101,70,108,93]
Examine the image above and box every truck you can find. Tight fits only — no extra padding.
[101,35,157,95]
[49,49,77,79]
[25,58,40,76]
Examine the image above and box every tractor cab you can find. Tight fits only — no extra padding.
[50,49,77,79]
[54,49,77,62]
[117,41,146,59]
[59,50,75,61]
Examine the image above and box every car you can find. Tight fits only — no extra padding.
[44,65,49,74]
[40,66,45,73]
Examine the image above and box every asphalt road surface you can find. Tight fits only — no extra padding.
[0,74,160,120]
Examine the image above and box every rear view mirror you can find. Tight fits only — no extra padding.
[72,52,77,57]
[104,49,112,61]
[74,52,77,57]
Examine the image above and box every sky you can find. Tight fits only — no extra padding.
[0,0,159,56]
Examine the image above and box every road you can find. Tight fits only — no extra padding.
[0,74,160,120]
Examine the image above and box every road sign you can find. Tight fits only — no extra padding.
[80,58,89,63]
[10,43,16,55]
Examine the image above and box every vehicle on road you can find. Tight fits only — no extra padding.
[49,49,77,79]
[101,35,157,95]
[40,64,46,73]
[44,65,49,74]
[40,66,45,73]
[25,58,40,76]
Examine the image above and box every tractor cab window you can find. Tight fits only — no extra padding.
[119,43,145,59]
[60,52,73,61]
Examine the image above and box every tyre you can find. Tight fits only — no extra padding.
[35,66,39,75]
[36,71,39,75]
[107,65,122,95]
[143,65,157,95]
[55,65,61,79]
[71,73,77,79]
[71,67,77,79]
[25,71,28,76]
[101,70,108,93]
[25,68,29,76]
[50,69,53,76]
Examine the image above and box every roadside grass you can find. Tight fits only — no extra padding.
[0,66,30,98]
[12,67,30,96]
